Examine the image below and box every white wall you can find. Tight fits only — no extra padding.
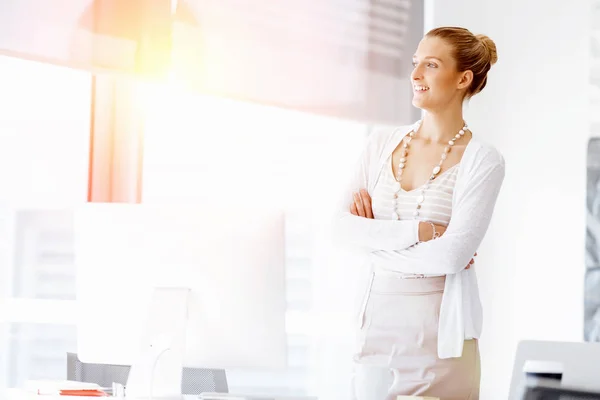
[427,0,591,398]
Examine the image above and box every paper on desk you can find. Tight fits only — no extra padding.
[24,380,102,395]
[60,390,108,397]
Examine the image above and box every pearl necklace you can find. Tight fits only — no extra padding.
[392,120,468,220]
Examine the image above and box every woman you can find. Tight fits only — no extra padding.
[334,27,505,399]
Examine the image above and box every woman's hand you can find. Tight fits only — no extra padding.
[418,222,448,242]
[466,252,477,270]
[350,189,374,219]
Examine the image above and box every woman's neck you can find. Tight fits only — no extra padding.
[418,108,466,144]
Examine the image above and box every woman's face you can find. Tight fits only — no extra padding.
[410,36,470,112]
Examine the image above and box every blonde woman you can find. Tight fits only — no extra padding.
[334,27,505,400]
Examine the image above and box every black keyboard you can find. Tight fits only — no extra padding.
[520,378,600,400]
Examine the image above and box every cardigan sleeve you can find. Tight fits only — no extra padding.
[369,155,505,274]
[332,128,421,252]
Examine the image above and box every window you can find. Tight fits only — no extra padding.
[587,0,600,342]
[0,55,91,389]
[593,0,600,136]
[140,84,367,395]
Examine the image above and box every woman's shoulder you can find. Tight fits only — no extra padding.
[457,139,505,192]
[465,137,505,170]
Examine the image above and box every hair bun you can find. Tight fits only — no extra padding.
[475,34,498,65]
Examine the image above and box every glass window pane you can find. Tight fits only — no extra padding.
[0,55,89,391]
[11,210,76,300]
[0,323,76,389]
[0,56,91,302]
[0,55,91,208]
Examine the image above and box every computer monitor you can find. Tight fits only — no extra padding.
[73,203,287,398]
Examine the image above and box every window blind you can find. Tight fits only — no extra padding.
[0,0,421,124]
[0,0,422,124]
[174,0,423,124]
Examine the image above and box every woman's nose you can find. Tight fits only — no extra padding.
[411,63,423,81]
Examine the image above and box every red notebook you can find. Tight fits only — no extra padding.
[58,389,108,397]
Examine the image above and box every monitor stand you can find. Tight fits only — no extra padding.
[125,287,191,399]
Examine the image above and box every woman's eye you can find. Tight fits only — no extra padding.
[412,61,438,68]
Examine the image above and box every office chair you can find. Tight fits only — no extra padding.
[66,352,229,395]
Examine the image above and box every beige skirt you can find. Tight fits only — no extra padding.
[352,274,480,400]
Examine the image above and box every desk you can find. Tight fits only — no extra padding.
[5,389,439,400]
[3,389,195,400]
[4,389,316,400]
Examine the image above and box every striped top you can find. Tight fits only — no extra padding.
[371,153,460,277]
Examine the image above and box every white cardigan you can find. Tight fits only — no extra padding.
[333,122,505,359]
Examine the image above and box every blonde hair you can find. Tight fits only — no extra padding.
[426,27,498,98]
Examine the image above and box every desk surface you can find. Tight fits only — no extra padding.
[4,389,317,400]
[4,389,200,400]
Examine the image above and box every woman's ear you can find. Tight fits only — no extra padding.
[457,70,473,90]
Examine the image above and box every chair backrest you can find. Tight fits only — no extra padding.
[66,353,228,394]
[509,340,600,399]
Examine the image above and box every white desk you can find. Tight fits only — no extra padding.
[4,389,198,400]
[5,389,437,400]
[5,389,103,400]
[5,389,316,400]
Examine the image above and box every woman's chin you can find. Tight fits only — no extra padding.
[412,97,427,109]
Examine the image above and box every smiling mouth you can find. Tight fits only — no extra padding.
[413,85,430,93]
